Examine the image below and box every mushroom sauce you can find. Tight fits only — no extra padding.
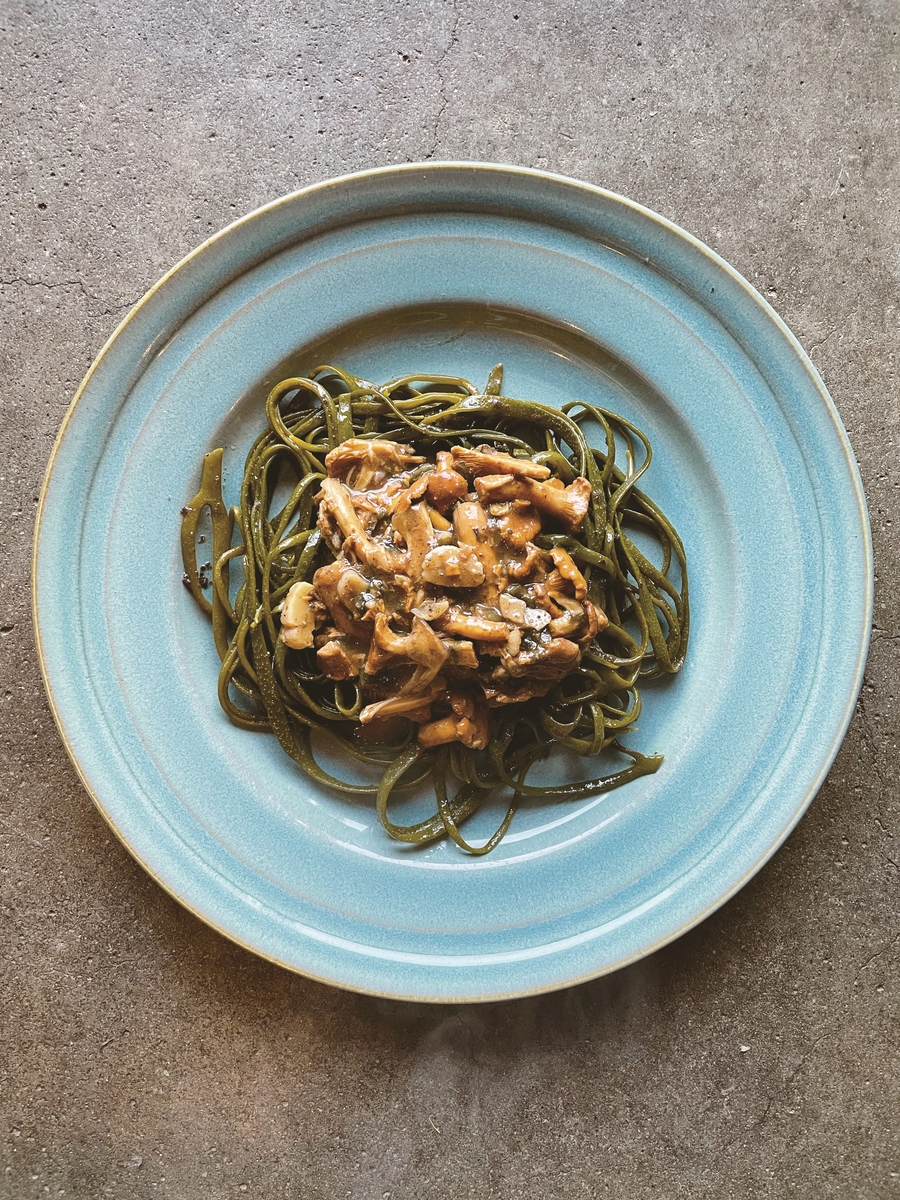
[280,439,607,751]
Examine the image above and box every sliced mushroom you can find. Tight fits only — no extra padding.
[507,542,545,580]
[411,597,451,623]
[451,444,551,480]
[359,679,446,724]
[546,570,586,612]
[578,598,608,643]
[498,636,581,680]
[364,613,448,686]
[452,499,489,546]
[493,500,543,550]
[347,472,425,524]
[426,504,453,531]
[453,500,505,604]
[280,581,318,649]
[317,635,369,680]
[421,544,485,588]
[391,498,435,577]
[437,605,510,642]
[313,560,371,635]
[549,608,585,638]
[335,565,375,614]
[524,606,552,630]
[441,638,480,671]
[316,476,369,541]
[498,594,527,626]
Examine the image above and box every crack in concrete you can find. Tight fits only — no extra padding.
[0,276,132,319]
[852,930,900,987]
[745,1034,824,1138]
[425,0,461,161]
[807,329,837,359]
[1,275,93,297]
[853,685,893,801]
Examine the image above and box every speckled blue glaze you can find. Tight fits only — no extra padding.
[33,164,872,1002]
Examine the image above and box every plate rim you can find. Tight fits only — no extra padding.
[32,161,874,1002]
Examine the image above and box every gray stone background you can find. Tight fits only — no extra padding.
[2,0,898,1196]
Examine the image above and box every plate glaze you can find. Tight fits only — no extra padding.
[33,164,872,1002]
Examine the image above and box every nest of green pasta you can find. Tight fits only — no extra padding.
[181,364,689,855]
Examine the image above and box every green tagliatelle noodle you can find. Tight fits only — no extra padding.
[180,364,689,855]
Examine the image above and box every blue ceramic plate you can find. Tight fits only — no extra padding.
[33,164,872,1002]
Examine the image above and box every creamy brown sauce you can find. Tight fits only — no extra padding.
[279,438,606,750]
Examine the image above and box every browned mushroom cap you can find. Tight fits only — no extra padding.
[548,608,586,638]
[313,560,372,635]
[473,474,592,533]
[325,438,424,489]
[578,598,608,644]
[507,542,546,580]
[451,445,551,480]
[317,476,367,539]
[497,636,582,680]
[490,500,543,550]
[543,580,585,637]
[498,595,551,631]
[452,499,489,545]
[425,451,469,514]
[411,597,451,622]
[417,688,490,750]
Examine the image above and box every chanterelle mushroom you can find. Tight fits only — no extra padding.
[451,444,551,481]
[283,437,605,739]
[473,474,592,533]
[418,688,490,750]
[425,451,469,513]
[325,438,424,490]
[316,477,408,574]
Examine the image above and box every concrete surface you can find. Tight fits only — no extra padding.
[2,1,899,1197]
